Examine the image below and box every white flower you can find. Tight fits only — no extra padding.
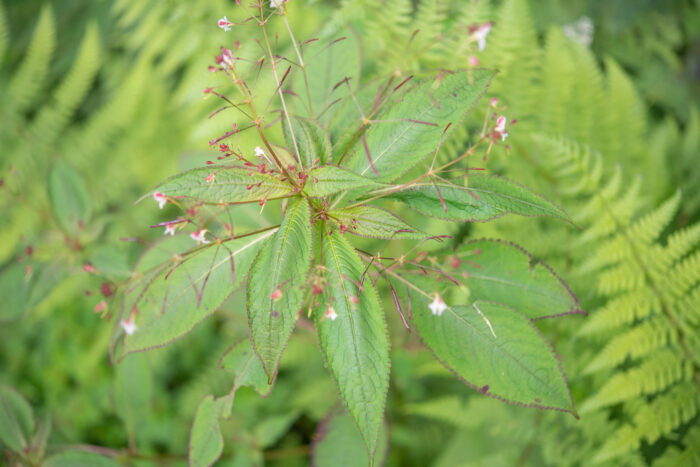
[471,22,492,52]
[120,318,137,335]
[153,191,167,209]
[495,115,508,141]
[429,294,447,316]
[270,0,285,8]
[325,305,338,321]
[190,229,210,245]
[254,146,266,159]
[217,16,232,32]
[164,224,177,236]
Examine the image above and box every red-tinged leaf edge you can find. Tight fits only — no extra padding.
[459,237,587,320]
[411,299,579,419]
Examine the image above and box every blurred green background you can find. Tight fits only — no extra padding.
[1,0,698,465]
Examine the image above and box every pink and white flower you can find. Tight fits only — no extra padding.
[494,115,508,141]
[153,191,168,209]
[164,223,177,236]
[190,229,210,245]
[429,294,447,316]
[217,16,233,31]
[324,305,338,321]
[120,318,137,335]
[470,22,493,52]
[254,146,266,159]
[270,0,285,8]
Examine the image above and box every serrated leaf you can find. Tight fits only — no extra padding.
[388,175,570,222]
[347,70,494,182]
[283,116,332,167]
[219,339,273,396]
[145,165,294,205]
[188,395,231,467]
[314,230,389,458]
[312,409,388,467]
[329,205,425,239]
[114,353,152,442]
[48,161,91,233]
[455,239,584,319]
[408,281,575,414]
[42,451,120,467]
[248,198,312,381]
[0,384,34,454]
[122,230,274,356]
[302,29,361,124]
[304,165,384,198]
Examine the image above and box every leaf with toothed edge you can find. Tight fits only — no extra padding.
[0,384,34,454]
[406,276,576,416]
[314,226,390,460]
[219,338,273,396]
[121,231,274,358]
[141,165,294,205]
[304,165,385,198]
[346,69,495,182]
[248,198,312,382]
[328,205,426,240]
[312,409,389,467]
[283,116,332,167]
[387,175,571,222]
[454,239,585,320]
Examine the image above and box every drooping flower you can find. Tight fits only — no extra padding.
[429,294,447,316]
[470,22,493,52]
[164,223,177,236]
[494,115,508,142]
[120,318,137,335]
[190,229,210,245]
[153,191,168,209]
[324,305,338,321]
[217,16,233,32]
[254,146,266,159]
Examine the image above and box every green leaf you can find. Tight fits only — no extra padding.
[114,353,152,442]
[303,29,361,124]
[455,239,584,319]
[304,165,384,198]
[312,410,388,467]
[314,229,390,458]
[248,198,312,381]
[48,161,91,233]
[253,412,299,449]
[283,116,332,167]
[42,451,120,467]
[0,262,31,322]
[146,165,294,205]
[388,175,570,222]
[347,70,494,182]
[408,284,575,414]
[189,394,231,467]
[121,230,274,356]
[0,384,34,454]
[219,338,273,396]
[329,205,425,240]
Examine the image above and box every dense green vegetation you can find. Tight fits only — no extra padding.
[1,0,698,466]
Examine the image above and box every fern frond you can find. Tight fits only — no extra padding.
[578,290,658,336]
[631,381,700,445]
[665,249,700,299]
[3,5,55,117]
[583,317,675,374]
[665,222,700,263]
[652,424,700,467]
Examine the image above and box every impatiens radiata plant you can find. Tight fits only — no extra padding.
[113,2,585,465]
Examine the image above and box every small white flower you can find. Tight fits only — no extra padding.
[218,16,232,32]
[120,318,137,335]
[325,305,338,321]
[254,146,266,159]
[164,224,177,236]
[495,115,508,141]
[471,22,492,52]
[270,0,285,8]
[153,191,167,209]
[429,294,447,316]
[190,229,210,245]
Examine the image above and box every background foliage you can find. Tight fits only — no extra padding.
[1,0,698,465]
